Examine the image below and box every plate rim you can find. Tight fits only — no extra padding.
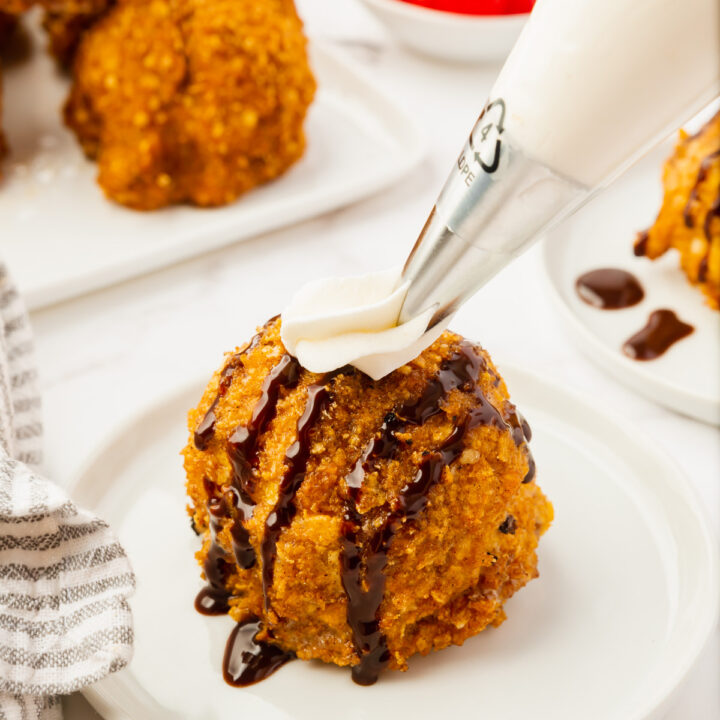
[65,365,719,720]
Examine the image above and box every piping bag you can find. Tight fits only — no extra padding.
[282,0,719,378]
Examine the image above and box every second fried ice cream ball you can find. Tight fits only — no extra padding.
[64,0,316,209]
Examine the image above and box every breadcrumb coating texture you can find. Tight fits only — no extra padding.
[636,112,720,309]
[64,0,316,209]
[183,318,552,675]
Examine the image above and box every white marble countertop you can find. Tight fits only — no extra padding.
[14,0,717,716]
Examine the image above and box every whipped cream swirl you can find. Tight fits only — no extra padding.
[281,269,450,380]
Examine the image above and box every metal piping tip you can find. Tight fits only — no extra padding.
[398,125,586,329]
[398,207,509,327]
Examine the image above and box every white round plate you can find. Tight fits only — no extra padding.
[543,140,720,426]
[67,366,718,720]
[359,0,528,63]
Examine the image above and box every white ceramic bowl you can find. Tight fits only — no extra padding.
[359,0,529,63]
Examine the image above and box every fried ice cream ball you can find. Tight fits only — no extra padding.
[182,317,553,685]
[64,0,316,210]
[635,112,720,309]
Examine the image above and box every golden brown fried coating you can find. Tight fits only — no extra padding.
[64,0,316,209]
[635,112,720,309]
[183,318,552,679]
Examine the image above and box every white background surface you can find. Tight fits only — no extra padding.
[8,0,717,716]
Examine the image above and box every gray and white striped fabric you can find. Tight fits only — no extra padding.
[0,264,135,719]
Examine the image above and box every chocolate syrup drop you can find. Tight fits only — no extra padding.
[261,378,335,609]
[223,617,295,687]
[576,268,645,310]
[194,586,231,616]
[622,309,694,360]
[340,342,535,685]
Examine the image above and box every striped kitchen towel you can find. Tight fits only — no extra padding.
[0,264,135,719]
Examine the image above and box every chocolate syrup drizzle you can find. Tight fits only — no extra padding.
[339,341,534,686]
[194,488,234,616]
[193,343,339,686]
[192,327,267,452]
[193,358,243,451]
[193,338,301,610]
[261,376,335,609]
[226,354,302,571]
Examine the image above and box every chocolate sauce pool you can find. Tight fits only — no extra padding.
[192,334,536,687]
[575,266,695,360]
[575,268,644,309]
[622,309,694,360]
[223,617,295,687]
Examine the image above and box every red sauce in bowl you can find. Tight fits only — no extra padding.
[397,0,534,15]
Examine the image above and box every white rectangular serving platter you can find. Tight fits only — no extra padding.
[0,21,424,310]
